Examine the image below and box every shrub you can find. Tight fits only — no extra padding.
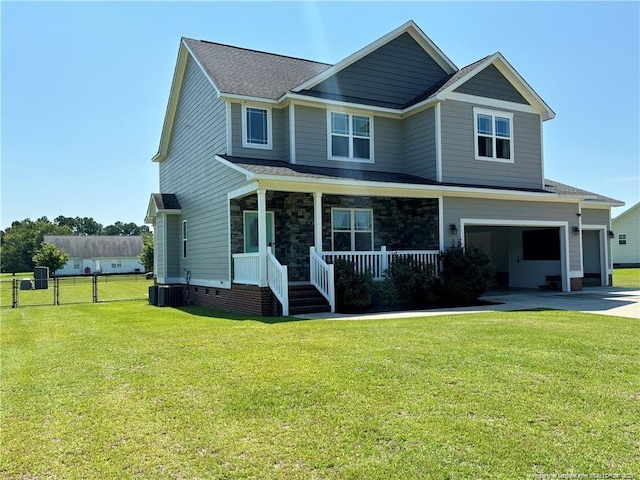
[386,256,439,309]
[440,241,495,304]
[334,259,373,312]
[370,278,401,310]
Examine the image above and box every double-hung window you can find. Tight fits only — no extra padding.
[332,208,373,251]
[242,105,272,150]
[619,234,627,245]
[111,259,122,269]
[474,108,514,162]
[328,111,373,162]
[182,220,188,259]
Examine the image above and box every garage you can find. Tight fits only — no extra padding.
[462,221,569,292]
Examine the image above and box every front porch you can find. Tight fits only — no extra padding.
[228,189,441,315]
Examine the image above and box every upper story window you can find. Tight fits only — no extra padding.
[332,208,373,251]
[242,105,272,150]
[619,234,627,245]
[473,107,514,163]
[328,111,373,163]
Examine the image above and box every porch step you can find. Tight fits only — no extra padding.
[288,284,331,315]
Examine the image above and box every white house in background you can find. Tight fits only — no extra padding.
[43,235,144,275]
[612,203,640,267]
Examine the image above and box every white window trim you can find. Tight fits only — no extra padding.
[243,210,275,252]
[331,207,374,251]
[241,104,273,150]
[473,107,514,164]
[182,220,188,259]
[326,110,375,164]
[618,234,627,245]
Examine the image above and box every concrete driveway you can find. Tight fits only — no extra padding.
[297,287,640,321]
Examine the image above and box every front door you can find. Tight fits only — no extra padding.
[244,211,274,253]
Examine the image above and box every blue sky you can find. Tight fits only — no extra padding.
[2,1,639,230]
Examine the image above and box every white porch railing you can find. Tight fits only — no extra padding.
[232,252,260,285]
[321,246,440,279]
[267,247,289,316]
[310,246,335,313]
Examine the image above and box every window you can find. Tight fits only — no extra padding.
[73,259,81,269]
[474,108,514,163]
[111,259,122,269]
[328,111,373,162]
[332,208,373,251]
[182,220,188,259]
[619,234,627,245]
[242,105,272,149]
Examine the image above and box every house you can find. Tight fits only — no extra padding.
[612,203,640,267]
[146,20,622,316]
[43,235,144,276]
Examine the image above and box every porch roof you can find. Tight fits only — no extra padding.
[218,155,622,205]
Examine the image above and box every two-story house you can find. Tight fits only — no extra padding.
[146,21,622,316]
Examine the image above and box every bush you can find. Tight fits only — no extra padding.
[386,256,439,309]
[334,259,373,312]
[440,241,495,304]
[370,278,401,310]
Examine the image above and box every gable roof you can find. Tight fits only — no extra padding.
[613,202,639,222]
[43,236,143,258]
[544,179,623,205]
[292,20,457,93]
[182,38,331,100]
[145,193,182,223]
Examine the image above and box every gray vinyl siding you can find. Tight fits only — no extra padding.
[443,196,582,272]
[581,208,610,227]
[283,106,290,162]
[230,103,285,161]
[440,99,543,189]
[294,105,403,172]
[403,106,437,180]
[155,215,164,278]
[166,215,180,278]
[306,33,449,108]
[454,64,529,104]
[158,53,248,284]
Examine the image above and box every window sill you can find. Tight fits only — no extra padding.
[328,156,375,164]
[242,142,273,151]
[475,156,514,164]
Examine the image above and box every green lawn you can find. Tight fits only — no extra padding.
[1,273,152,307]
[2,303,639,479]
[613,268,640,288]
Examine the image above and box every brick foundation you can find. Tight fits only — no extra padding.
[186,283,278,316]
[570,277,583,292]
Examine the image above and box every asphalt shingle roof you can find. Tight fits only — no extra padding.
[219,156,622,204]
[183,38,331,100]
[152,193,181,210]
[43,236,143,258]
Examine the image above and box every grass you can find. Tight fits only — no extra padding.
[613,268,640,288]
[0,273,152,307]
[1,303,639,479]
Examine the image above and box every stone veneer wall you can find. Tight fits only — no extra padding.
[321,195,439,251]
[230,192,314,282]
[188,283,278,316]
[570,277,583,292]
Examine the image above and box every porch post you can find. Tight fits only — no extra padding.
[313,192,323,252]
[257,189,268,287]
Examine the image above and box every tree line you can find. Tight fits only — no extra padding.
[1,216,153,273]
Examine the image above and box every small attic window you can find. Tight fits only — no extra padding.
[242,105,272,150]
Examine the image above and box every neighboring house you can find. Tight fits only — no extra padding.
[612,203,640,267]
[146,20,622,316]
[43,235,144,275]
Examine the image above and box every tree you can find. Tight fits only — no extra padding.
[32,242,70,275]
[139,231,154,272]
[1,218,72,273]
[54,216,104,235]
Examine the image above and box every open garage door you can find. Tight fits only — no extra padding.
[462,222,569,292]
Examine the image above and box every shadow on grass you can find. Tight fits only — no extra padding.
[175,305,311,324]
[506,307,563,312]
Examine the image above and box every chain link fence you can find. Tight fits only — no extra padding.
[1,273,153,308]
